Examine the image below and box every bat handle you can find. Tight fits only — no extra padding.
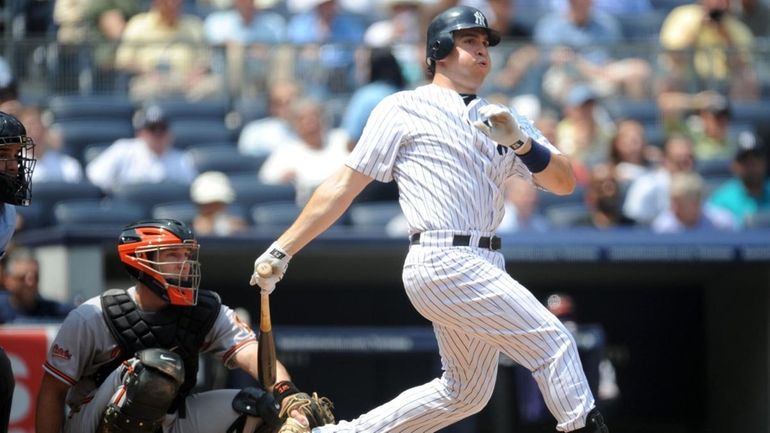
[256,262,273,278]
[260,292,272,332]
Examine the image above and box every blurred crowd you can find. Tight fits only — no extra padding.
[0,0,769,236]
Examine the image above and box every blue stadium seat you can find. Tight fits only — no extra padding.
[731,101,770,129]
[696,157,733,179]
[48,95,135,122]
[604,98,660,123]
[615,10,667,41]
[170,120,234,148]
[53,199,146,227]
[537,185,586,214]
[251,201,301,229]
[150,99,229,122]
[348,202,403,229]
[227,175,296,210]
[18,181,103,228]
[151,201,199,224]
[545,203,592,229]
[187,146,267,174]
[55,120,134,165]
[110,182,192,214]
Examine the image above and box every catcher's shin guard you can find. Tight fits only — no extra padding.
[96,349,184,433]
[571,408,608,433]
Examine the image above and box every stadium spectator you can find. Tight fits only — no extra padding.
[708,132,770,227]
[286,0,366,94]
[86,105,197,193]
[555,83,616,167]
[497,176,550,233]
[115,0,222,101]
[258,98,349,205]
[608,119,660,187]
[548,0,652,16]
[659,90,736,161]
[17,107,83,184]
[341,47,406,151]
[658,0,757,99]
[577,164,635,229]
[623,134,696,225]
[191,171,248,236]
[533,0,652,100]
[204,0,286,44]
[0,63,20,117]
[652,171,737,232]
[238,80,302,157]
[0,251,73,324]
[364,0,424,47]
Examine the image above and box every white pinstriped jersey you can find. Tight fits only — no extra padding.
[346,83,559,234]
[43,286,256,412]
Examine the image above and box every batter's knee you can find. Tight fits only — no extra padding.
[442,380,496,417]
[96,349,184,433]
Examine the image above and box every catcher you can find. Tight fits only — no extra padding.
[35,219,334,433]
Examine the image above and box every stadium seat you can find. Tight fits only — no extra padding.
[731,101,770,129]
[53,199,146,227]
[696,157,733,179]
[151,201,199,224]
[18,181,103,228]
[537,185,586,213]
[348,202,403,230]
[150,99,229,122]
[545,203,592,229]
[251,201,301,229]
[604,98,660,124]
[615,10,667,41]
[227,175,296,210]
[170,120,234,148]
[55,120,134,165]
[187,146,267,174]
[110,182,192,214]
[48,95,135,122]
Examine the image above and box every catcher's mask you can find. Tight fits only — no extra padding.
[425,6,500,65]
[0,111,35,206]
[118,219,201,306]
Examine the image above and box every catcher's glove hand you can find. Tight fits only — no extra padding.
[273,381,334,431]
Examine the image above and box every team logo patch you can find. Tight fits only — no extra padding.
[474,11,486,26]
[269,248,286,260]
[52,344,72,361]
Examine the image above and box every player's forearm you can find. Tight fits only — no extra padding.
[35,376,68,433]
[277,166,371,255]
[533,154,576,195]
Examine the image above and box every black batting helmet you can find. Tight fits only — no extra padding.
[0,111,35,206]
[426,6,501,65]
[118,219,201,306]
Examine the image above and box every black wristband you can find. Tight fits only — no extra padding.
[517,139,552,173]
[273,380,301,402]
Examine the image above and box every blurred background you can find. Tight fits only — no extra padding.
[2,0,770,432]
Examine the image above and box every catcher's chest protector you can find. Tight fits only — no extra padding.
[97,288,221,413]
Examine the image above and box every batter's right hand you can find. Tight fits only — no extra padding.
[474,104,530,151]
[250,242,292,294]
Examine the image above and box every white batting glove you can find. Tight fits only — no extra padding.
[250,242,292,294]
[473,104,530,151]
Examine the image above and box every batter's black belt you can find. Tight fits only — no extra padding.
[409,233,502,251]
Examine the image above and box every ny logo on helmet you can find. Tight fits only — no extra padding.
[474,11,486,26]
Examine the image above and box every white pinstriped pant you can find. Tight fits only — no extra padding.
[316,231,595,433]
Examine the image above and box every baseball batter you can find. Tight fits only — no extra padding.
[35,219,298,433]
[0,110,36,433]
[251,6,608,433]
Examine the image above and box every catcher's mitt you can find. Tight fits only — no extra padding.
[278,392,335,428]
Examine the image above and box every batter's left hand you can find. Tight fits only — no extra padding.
[250,242,292,294]
[474,104,529,151]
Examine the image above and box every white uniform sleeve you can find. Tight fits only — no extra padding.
[507,107,561,181]
[43,307,96,386]
[202,305,257,368]
[346,95,405,183]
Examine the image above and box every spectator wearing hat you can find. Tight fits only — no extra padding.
[652,171,737,233]
[707,132,770,226]
[190,171,248,236]
[555,83,616,166]
[86,105,197,193]
[659,90,736,161]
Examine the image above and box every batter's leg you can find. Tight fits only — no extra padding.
[315,323,499,433]
[0,346,14,433]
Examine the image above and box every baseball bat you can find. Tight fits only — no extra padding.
[257,264,277,389]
